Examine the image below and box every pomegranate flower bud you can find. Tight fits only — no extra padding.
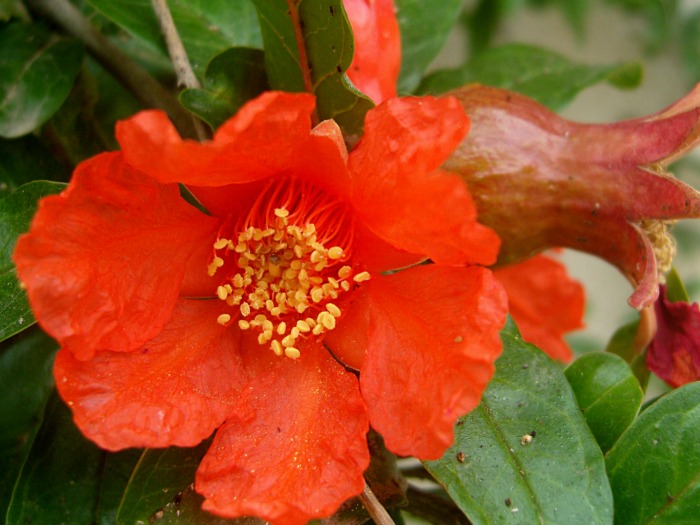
[444,84,700,309]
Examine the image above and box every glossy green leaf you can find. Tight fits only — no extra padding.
[0,328,57,520]
[606,382,700,524]
[6,393,105,524]
[395,0,463,93]
[96,449,144,525]
[418,43,643,110]
[84,0,262,77]
[665,267,690,303]
[180,47,268,131]
[0,22,84,138]
[565,352,643,453]
[115,441,211,524]
[0,181,65,342]
[252,0,373,139]
[0,136,69,199]
[425,320,613,524]
[605,319,651,390]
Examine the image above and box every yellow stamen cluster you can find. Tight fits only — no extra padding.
[210,208,368,358]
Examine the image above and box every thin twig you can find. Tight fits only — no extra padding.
[25,0,197,139]
[358,480,396,525]
[150,0,199,89]
[150,0,209,141]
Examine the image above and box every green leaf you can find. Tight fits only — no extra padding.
[0,181,65,342]
[605,320,651,390]
[84,0,262,78]
[606,382,700,524]
[418,43,643,110]
[96,449,144,525]
[0,328,57,520]
[394,0,463,93]
[665,267,690,303]
[180,47,268,131]
[252,0,373,139]
[565,352,643,453]
[425,320,613,524]
[0,22,84,138]
[5,393,106,524]
[0,136,69,198]
[115,441,212,524]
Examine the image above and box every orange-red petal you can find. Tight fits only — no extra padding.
[495,254,585,362]
[196,339,369,524]
[344,0,401,104]
[54,300,246,451]
[333,265,507,459]
[117,92,319,187]
[349,96,500,266]
[12,152,218,360]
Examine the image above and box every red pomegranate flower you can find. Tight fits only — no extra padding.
[13,92,507,524]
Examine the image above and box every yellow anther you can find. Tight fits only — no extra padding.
[257,332,268,345]
[312,323,324,335]
[282,334,296,347]
[277,322,287,335]
[270,306,283,317]
[353,271,371,283]
[274,208,289,218]
[238,320,251,330]
[271,340,284,356]
[296,320,311,332]
[310,251,322,264]
[328,246,343,259]
[326,303,342,318]
[284,268,298,280]
[338,266,352,278]
[216,286,229,300]
[305,317,317,328]
[328,277,339,289]
[240,302,251,317]
[263,329,273,341]
[217,314,231,325]
[212,257,224,268]
[262,319,273,332]
[295,303,308,314]
[293,245,304,259]
[268,263,282,277]
[310,287,324,303]
[341,281,350,291]
[317,311,336,330]
[213,238,229,250]
[290,327,300,339]
[285,347,301,359]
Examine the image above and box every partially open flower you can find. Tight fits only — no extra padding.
[444,84,700,310]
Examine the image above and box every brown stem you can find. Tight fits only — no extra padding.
[285,0,319,125]
[25,0,197,139]
[359,480,396,525]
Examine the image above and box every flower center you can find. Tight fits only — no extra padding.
[208,179,369,359]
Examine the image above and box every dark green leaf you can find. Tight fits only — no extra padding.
[84,0,262,78]
[418,43,643,111]
[96,449,143,525]
[116,441,211,524]
[0,328,57,520]
[5,393,105,524]
[0,22,84,138]
[0,181,65,342]
[606,382,700,524]
[394,0,463,93]
[565,352,643,453]
[425,320,613,524]
[0,136,69,198]
[252,0,373,139]
[180,47,268,131]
